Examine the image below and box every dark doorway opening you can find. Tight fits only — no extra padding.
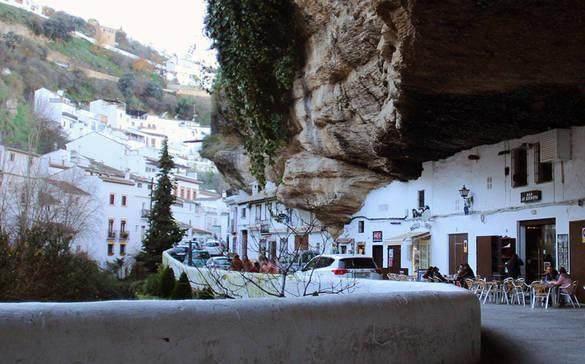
[449,233,469,275]
[387,245,401,274]
[476,236,516,280]
[372,245,383,269]
[570,220,585,301]
[521,219,555,282]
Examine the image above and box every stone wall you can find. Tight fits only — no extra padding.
[0,286,480,363]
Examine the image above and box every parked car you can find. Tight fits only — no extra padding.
[206,256,232,270]
[202,240,223,256]
[168,246,189,262]
[299,254,382,280]
[280,251,319,273]
[185,249,211,267]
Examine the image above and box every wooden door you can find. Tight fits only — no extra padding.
[372,245,383,269]
[387,245,401,273]
[569,220,585,301]
[295,235,309,251]
[241,230,248,258]
[449,233,469,274]
[476,236,494,278]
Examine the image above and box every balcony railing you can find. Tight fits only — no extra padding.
[107,231,117,240]
[120,231,129,240]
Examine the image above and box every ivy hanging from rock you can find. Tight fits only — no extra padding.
[205,0,301,186]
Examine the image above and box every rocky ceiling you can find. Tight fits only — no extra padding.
[207,0,585,235]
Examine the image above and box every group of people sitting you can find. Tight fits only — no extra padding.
[230,254,279,274]
[543,266,574,292]
[422,263,476,285]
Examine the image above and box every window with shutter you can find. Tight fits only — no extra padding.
[534,144,553,184]
[511,147,527,187]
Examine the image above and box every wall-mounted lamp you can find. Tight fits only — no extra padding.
[459,185,473,215]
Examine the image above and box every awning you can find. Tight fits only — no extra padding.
[385,230,430,245]
[336,238,354,244]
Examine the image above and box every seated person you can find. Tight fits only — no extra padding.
[543,265,559,283]
[423,266,447,282]
[550,267,572,290]
[456,263,475,286]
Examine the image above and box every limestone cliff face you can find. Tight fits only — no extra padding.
[207,0,585,234]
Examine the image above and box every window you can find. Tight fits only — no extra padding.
[241,207,246,218]
[358,221,365,233]
[120,220,126,233]
[418,190,425,209]
[9,152,15,162]
[256,205,261,221]
[187,189,191,200]
[108,219,114,233]
[511,147,528,187]
[109,193,115,205]
[180,188,185,199]
[137,183,142,188]
[486,177,493,190]
[121,195,127,207]
[119,244,126,256]
[534,144,553,184]
[107,243,114,256]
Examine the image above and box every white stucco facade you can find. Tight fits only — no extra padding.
[226,183,332,261]
[343,126,585,281]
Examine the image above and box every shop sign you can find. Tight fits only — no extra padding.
[520,190,542,203]
[373,231,383,242]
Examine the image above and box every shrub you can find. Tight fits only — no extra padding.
[195,286,215,300]
[171,272,193,300]
[160,266,176,298]
[142,270,162,297]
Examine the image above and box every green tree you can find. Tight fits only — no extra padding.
[138,139,186,272]
[171,272,192,299]
[144,81,163,100]
[118,73,136,99]
[175,98,194,120]
[160,266,175,298]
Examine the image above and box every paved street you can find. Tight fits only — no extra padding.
[481,304,585,363]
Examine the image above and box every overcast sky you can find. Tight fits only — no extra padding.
[41,0,214,61]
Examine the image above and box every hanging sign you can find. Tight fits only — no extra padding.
[373,231,383,242]
[520,190,542,203]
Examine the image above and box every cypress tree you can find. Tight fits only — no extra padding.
[160,266,176,298]
[171,272,193,300]
[139,139,186,272]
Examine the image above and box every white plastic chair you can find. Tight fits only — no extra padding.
[559,281,581,308]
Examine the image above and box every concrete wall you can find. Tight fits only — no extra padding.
[0,287,480,363]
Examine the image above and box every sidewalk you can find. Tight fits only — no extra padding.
[481,304,585,363]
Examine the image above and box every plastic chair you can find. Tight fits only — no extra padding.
[512,279,528,306]
[531,282,551,309]
[559,281,581,308]
[500,278,514,304]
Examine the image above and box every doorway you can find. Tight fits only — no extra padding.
[241,230,248,258]
[449,233,469,274]
[569,220,585,301]
[520,219,555,282]
[387,245,401,273]
[476,236,516,280]
[373,245,383,269]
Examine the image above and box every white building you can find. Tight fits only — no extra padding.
[225,182,331,261]
[342,127,585,285]
[34,88,215,173]
[0,0,45,17]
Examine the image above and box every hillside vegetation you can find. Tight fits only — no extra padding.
[0,2,210,152]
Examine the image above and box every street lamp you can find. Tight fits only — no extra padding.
[459,185,472,215]
[459,185,470,199]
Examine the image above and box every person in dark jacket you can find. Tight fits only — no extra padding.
[505,253,522,279]
[543,266,559,282]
